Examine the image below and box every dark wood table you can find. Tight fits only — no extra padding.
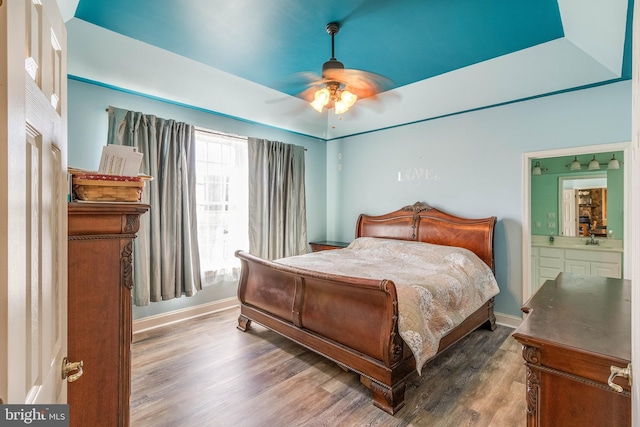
[309,240,350,252]
[512,272,631,427]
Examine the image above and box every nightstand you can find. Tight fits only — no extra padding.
[309,240,349,252]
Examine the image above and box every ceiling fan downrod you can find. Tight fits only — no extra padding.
[326,22,340,60]
[322,22,344,75]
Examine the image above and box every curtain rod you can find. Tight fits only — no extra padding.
[106,108,307,150]
[197,128,307,150]
[195,127,248,141]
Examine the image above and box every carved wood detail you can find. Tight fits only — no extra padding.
[382,280,403,364]
[389,307,402,364]
[401,201,433,239]
[401,201,434,214]
[124,214,140,234]
[121,241,134,290]
[369,379,406,415]
[525,364,540,418]
[69,234,137,241]
[522,344,540,365]
[522,344,541,420]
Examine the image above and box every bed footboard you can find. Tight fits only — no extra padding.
[235,250,414,414]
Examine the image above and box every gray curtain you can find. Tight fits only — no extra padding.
[248,138,308,259]
[107,106,202,305]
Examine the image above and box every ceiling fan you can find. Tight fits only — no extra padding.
[299,22,392,114]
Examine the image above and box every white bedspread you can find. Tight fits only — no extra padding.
[275,237,500,374]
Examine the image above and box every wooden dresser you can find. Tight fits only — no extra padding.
[512,273,631,427]
[67,203,149,427]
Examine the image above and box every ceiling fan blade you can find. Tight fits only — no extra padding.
[284,71,323,86]
[298,86,322,103]
[358,91,402,113]
[323,68,393,98]
[272,71,327,95]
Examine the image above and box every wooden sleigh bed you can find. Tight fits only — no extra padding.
[235,202,497,414]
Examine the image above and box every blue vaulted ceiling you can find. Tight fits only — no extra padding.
[63,0,633,139]
[73,0,567,95]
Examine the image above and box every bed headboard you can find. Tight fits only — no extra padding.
[355,201,496,271]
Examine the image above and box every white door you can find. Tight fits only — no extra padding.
[562,189,577,236]
[0,0,68,404]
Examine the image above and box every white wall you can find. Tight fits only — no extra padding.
[327,81,632,317]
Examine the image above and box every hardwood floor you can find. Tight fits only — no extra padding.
[131,307,526,427]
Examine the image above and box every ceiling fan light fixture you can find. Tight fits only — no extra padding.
[334,90,358,114]
[310,88,330,112]
[334,100,349,114]
[341,90,357,107]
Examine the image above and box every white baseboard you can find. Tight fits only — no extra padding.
[133,297,239,334]
[495,311,522,329]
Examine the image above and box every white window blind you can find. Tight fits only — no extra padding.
[195,128,248,285]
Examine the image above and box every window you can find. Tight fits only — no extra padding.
[195,128,248,285]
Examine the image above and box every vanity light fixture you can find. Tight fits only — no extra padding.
[531,161,547,176]
[565,154,623,171]
[569,156,582,171]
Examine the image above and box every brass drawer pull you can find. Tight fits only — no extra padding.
[62,357,84,383]
[608,363,631,392]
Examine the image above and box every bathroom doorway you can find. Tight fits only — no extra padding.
[522,142,631,302]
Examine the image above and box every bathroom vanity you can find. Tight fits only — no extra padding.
[530,235,622,291]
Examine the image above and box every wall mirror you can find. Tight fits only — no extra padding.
[558,175,607,237]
